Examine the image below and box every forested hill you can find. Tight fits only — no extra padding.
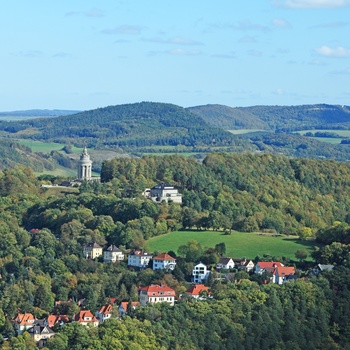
[188,103,350,131]
[0,102,247,149]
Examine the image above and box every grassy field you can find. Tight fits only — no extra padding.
[147,230,321,260]
[15,139,66,152]
[294,129,350,145]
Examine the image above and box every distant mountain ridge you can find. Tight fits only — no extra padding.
[0,109,80,117]
[188,104,350,131]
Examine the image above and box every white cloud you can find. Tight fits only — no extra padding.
[315,45,350,57]
[272,18,291,28]
[273,0,350,8]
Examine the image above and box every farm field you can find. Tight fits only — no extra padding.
[14,139,85,153]
[294,129,350,144]
[147,230,321,260]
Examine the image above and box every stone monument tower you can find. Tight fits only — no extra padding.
[78,147,92,181]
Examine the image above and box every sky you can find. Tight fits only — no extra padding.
[1,0,350,111]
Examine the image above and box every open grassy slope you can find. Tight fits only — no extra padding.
[147,230,321,260]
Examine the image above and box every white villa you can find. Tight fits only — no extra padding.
[144,182,182,204]
[192,262,210,283]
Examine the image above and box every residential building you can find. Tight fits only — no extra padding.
[273,266,296,284]
[240,259,255,272]
[45,314,69,328]
[192,262,210,283]
[127,249,152,269]
[118,301,140,316]
[104,245,124,263]
[254,261,283,274]
[152,253,176,271]
[11,313,36,334]
[144,182,182,204]
[185,284,210,299]
[96,304,113,322]
[216,258,235,270]
[139,284,176,306]
[28,322,55,348]
[83,242,103,260]
[73,310,99,327]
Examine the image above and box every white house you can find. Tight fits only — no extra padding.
[216,258,235,270]
[104,245,124,263]
[73,310,99,327]
[139,284,176,306]
[254,261,283,274]
[192,262,210,283]
[95,304,113,322]
[83,242,103,260]
[273,266,296,285]
[144,182,182,204]
[11,313,36,334]
[152,253,176,271]
[127,249,152,269]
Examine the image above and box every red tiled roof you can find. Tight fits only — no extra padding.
[47,315,69,328]
[99,304,113,315]
[11,313,35,325]
[275,266,295,276]
[139,284,175,296]
[153,253,176,261]
[120,301,140,312]
[186,284,209,296]
[109,297,117,304]
[74,310,98,323]
[258,262,282,268]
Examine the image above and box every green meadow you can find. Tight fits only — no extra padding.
[294,129,350,144]
[15,139,84,153]
[147,230,320,260]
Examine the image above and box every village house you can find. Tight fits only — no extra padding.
[152,253,177,271]
[73,310,99,327]
[45,314,69,328]
[11,313,36,334]
[216,258,235,270]
[310,264,335,276]
[254,261,283,274]
[273,266,296,284]
[192,262,210,283]
[139,284,176,306]
[144,182,182,204]
[96,304,113,322]
[185,284,210,299]
[83,242,103,260]
[104,245,124,263]
[127,249,153,269]
[118,301,140,316]
[28,321,55,348]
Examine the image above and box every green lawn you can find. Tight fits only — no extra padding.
[16,140,65,153]
[147,230,320,260]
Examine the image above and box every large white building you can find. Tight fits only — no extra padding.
[127,249,152,269]
[144,182,182,204]
[104,245,124,263]
[152,253,176,271]
[192,262,210,283]
[139,284,176,306]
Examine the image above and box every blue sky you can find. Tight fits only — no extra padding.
[1,0,349,111]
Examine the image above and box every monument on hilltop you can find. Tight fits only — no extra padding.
[77,147,92,181]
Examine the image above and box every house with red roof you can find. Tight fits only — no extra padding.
[185,284,210,299]
[73,310,99,327]
[95,304,113,322]
[11,313,36,334]
[45,314,69,328]
[254,261,283,274]
[152,253,176,271]
[273,266,296,284]
[139,284,176,306]
[118,301,140,316]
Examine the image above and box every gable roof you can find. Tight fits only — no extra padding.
[275,266,295,276]
[119,301,140,312]
[105,245,122,253]
[128,249,151,257]
[139,284,175,296]
[84,242,102,249]
[74,310,98,323]
[186,284,209,296]
[153,253,176,261]
[217,258,234,265]
[98,304,113,315]
[46,315,69,328]
[28,325,55,336]
[11,313,35,325]
[257,262,283,269]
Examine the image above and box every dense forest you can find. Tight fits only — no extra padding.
[0,154,350,349]
[0,102,350,166]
